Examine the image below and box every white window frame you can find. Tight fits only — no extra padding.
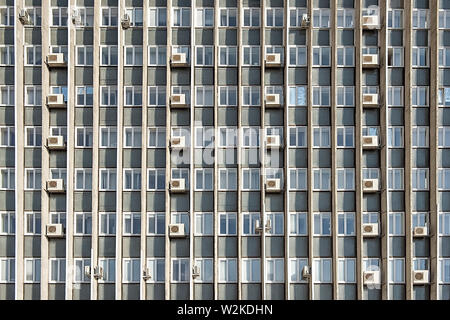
[25,212,41,235]
[147,168,165,191]
[123,212,141,236]
[389,212,405,236]
[123,258,140,283]
[412,168,429,191]
[75,168,92,191]
[99,212,116,236]
[289,168,307,191]
[266,258,284,283]
[313,212,332,236]
[123,127,142,148]
[123,169,142,191]
[148,46,166,66]
[242,8,260,27]
[101,7,118,27]
[99,169,116,191]
[218,258,237,283]
[242,46,260,66]
[75,127,93,148]
[171,258,190,283]
[195,168,213,191]
[24,258,40,283]
[100,45,118,66]
[337,212,356,236]
[290,212,308,236]
[0,212,14,235]
[312,258,332,283]
[146,258,165,283]
[147,212,165,236]
[124,46,143,66]
[124,86,143,106]
[147,127,166,148]
[242,258,261,283]
[49,258,66,284]
[0,126,15,147]
[242,168,260,191]
[289,258,308,283]
[76,46,93,66]
[218,168,237,191]
[336,168,355,191]
[193,258,213,283]
[219,213,237,236]
[74,212,92,236]
[388,168,404,190]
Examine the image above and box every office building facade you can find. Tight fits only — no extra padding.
[1,0,450,300]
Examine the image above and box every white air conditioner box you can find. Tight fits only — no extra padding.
[47,94,66,108]
[362,136,379,149]
[362,15,379,29]
[265,94,281,108]
[170,179,186,193]
[363,271,381,285]
[266,135,281,148]
[413,270,429,284]
[362,93,378,107]
[169,223,186,238]
[47,136,65,150]
[46,224,65,238]
[265,53,282,67]
[413,226,429,237]
[362,223,379,237]
[46,179,65,193]
[121,13,131,29]
[171,53,188,67]
[46,53,66,67]
[363,179,379,193]
[170,136,186,149]
[362,54,379,67]
[170,94,187,107]
[266,178,281,192]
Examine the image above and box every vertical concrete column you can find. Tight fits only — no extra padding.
[213,0,219,300]
[237,0,243,301]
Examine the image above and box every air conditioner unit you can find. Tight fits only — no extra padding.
[46,224,65,238]
[362,54,379,67]
[362,94,378,107]
[72,8,82,25]
[171,53,188,67]
[266,178,281,192]
[121,13,131,29]
[265,94,281,108]
[265,53,282,67]
[46,53,66,67]
[170,179,186,193]
[362,136,379,149]
[413,270,429,284]
[266,135,281,148]
[18,9,31,25]
[192,266,200,279]
[169,223,186,238]
[302,265,311,278]
[414,226,429,237]
[363,271,380,285]
[93,266,103,280]
[143,268,151,280]
[170,94,187,107]
[301,14,310,28]
[170,136,186,149]
[363,179,379,193]
[84,266,91,278]
[362,223,379,237]
[362,15,379,29]
[46,94,66,108]
[46,179,65,193]
[47,136,66,150]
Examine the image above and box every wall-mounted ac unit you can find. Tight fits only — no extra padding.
[170,136,186,149]
[362,223,379,237]
[18,9,32,25]
[46,224,65,238]
[169,223,186,238]
[46,179,65,193]
[363,271,380,285]
[265,53,282,67]
[170,179,186,193]
[302,265,311,278]
[46,94,66,108]
[46,53,66,67]
[362,15,379,29]
[265,94,281,108]
[362,54,379,67]
[121,13,131,29]
[171,53,188,67]
[192,266,200,279]
[266,178,281,192]
[363,179,379,193]
[47,136,66,150]
[362,93,378,107]
[413,226,429,237]
[170,94,187,107]
[362,136,379,149]
[301,14,310,28]
[266,135,281,148]
[413,270,429,284]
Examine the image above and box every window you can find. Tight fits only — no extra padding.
[25,46,41,66]
[101,7,118,26]
[74,213,92,235]
[337,127,354,148]
[243,8,260,27]
[413,9,428,29]
[412,47,428,67]
[219,86,237,106]
[413,259,429,272]
[220,8,237,27]
[439,127,450,148]
[242,46,260,66]
[123,259,140,283]
[218,258,237,283]
[99,212,116,235]
[387,127,404,147]
[336,86,355,107]
[439,10,450,29]
[25,259,40,283]
[124,127,142,148]
[75,7,94,27]
[337,169,355,191]
[312,47,331,66]
[242,168,260,191]
[124,169,141,190]
[172,46,190,63]
[25,169,41,190]
[363,212,379,225]
[338,212,355,236]
[193,258,213,283]
[99,169,116,191]
[49,259,66,283]
[412,87,429,107]
[387,86,403,106]
[337,47,354,66]
[242,87,261,106]
[195,86,214,107]
[338,259,356,283]
[100,86,117,107]
[195,169,213,191]
[290,212,307,236]
[123,213,141,235]
[412,168,429,190]
[266,258,284,283]
[313,258,332,283]
[289,46,307,66]
[76,127,93,148]
[412,212,428,228]
[218,47,237,66]
[171,168,189,189]
[146,258,165,282]
[388,47,404,67]
[313,168,330,191]
[0,168,14,190]
[388,9,403,28]
[99,258,115,283]
[124,7,143,27]
[0,127,14,147]
[389,258,405,283]
[266,8,283,27]
[25,86,42,106]
[289,127,307,147]
[242,259,261,283]
[242,127,260,147]
[173,8,191,27]
[289,168,307,190]
[100,46,118,65]
[25,212,41,235]
[243,213,260,235]
[289,258,308,282]
[0,7,14,26]
[389,212,405,236]
[439,88,450,106]
[51,7,68,26]
[337,9,354,28]
[266,213,284,235]
[439,169,450,191]
[440,259,450,283]
[148,128,166,148]
[289,8,308,27]
[147,212,165,235]
[25,127,41,147]
[312,9,330,28]
[0,212,14,235]
[147,169,165,191]
[76,86,93,106]
[196,8,214,27]
[148,46,166,66]
[314,212,331,236]
[171,212,189,235]
[218,128,237,149]
[148,87,166,107]
[388,168,404,190]
[76,46,93,66]
[439,48,450,67]
[50,212,66,228]
[412,127,429,147]
[195,127,214,149]
[363,258,380,273]
[266,168,283,185]
[312,86,331,106]
[313,127,330,148]
[148,7,166,27]
[219,213,237,235]
[23,7,41,26]
[0,86,14,105]
[75,169,92,191]
[0,258,14,282]
[124,86,143,106]
[100,127,117,148]
[125,46,143,66]
[172,258,189,282]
